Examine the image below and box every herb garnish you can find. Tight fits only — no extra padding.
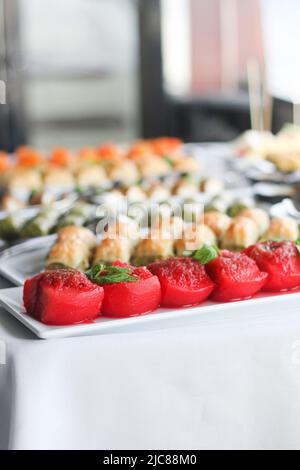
[86,264,140,285]
[184,244,220,265]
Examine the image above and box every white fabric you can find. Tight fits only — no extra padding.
[1,274,300,450]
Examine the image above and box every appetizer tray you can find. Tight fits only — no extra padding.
[1,286,300,339]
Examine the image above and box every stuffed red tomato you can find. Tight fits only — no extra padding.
[23,269,104,325]
[205,250,268,302]
[244,241,300,292]
[88,262,161,317]
[148,257,214,308]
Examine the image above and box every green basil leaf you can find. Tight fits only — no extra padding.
[163,155,174,167]
[191,244,219,265]
[86,264,140,285]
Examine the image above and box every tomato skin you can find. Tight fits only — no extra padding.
[244,241,300,292]
[24,270,104,325]
[148,258,215,308]
[101,275,161,317]
[206,250,268,302]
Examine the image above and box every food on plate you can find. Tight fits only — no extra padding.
[0,211,33,240]
[93,238,132,265]
[50,148,73,167]
[7,168,43,191]
[57,225,97,250]
[147,183,171,202]
[172,177,199,198]
[24,269,104,325]
[150,137,183,156]
[55,202,96,229]
[152,215,186,240]
[203,211,232,240]
[174,224,216,256]
[148,257,214,307]
[263,217,298,241]
[87,262,161,317]
[76,165,108,188]
[238,208,270,237]
[16,147,45,167]
[173,155,201,173]
[108,160,140,186]
[0,193,25,212]
[46,226,96,270]
[206,250,268,302]
[125,185,147,203]
[244,241,300,291]
[221,216,259,250]
[44,167,75,189]
[21,207,61,238]
[136,154,171,179]
[103,217,140,241]
[132,232,174,266]
[233,130,275,158]
[200,177,224,194]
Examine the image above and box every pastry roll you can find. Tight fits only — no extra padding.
[108,160,139,185]
[136,155,170,178]
[7,168,43,192]
[174,224,216,256]
[239,208,270,237]
[93,238,132,265]
[57,226,96,250]
[263,217,299,241]
[221,216,259,250]
[21,207,60,238]
[46,238,91,270]
[132,232,174,266]
[203,211,232,240]
[76,166,108,188]
[172,178,199,198]
[44,168,75,189]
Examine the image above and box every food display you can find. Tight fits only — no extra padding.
[0,138,200,199]
[0,200,97,242]
[23,269,104,325]
[244,241,300,291]
[233,125,300,174]
[22,240,300,326]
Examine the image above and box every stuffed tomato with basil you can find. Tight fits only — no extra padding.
[148,257,214,308]
[87,262,161,317]
[205,250,268,302]
[244,241,300,292]
[24,269,104,325]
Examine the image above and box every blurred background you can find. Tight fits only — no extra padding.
[0,0,299,151]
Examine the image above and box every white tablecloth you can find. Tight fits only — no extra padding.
[1,274,300,450]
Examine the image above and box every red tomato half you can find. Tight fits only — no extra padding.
[24,269,104,325]
[244,241,300,292]
[101,266,161,318]
[148,257,215,308]
[206,250,268,302]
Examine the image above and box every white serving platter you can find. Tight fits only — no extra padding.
[0,286,300,340]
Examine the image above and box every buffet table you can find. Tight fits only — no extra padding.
[1,275,300,450]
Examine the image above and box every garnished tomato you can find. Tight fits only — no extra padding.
[150,137,182,156]
[50,148,72,167]
[127,141,152,159]
[0,152,10,172]
[206,250,268,302]
[16,147,44,167]
[88,262,161,317]
[148,257,214,308]
[244,241,300,292]
[78,147,99,163]
[97,143,121,162]
[23,269,104,325]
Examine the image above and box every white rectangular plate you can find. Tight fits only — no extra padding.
[1,286,300,339]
